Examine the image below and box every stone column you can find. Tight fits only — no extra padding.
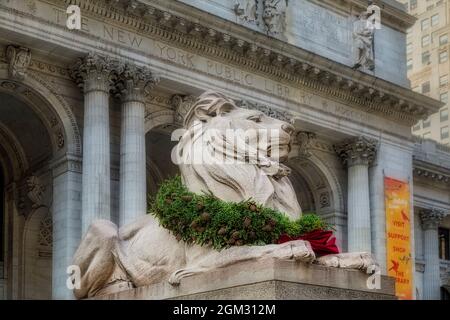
[420,208,445,300]
[116,65,159,227]
[51,154,82,300]
[70,54,119,236]
[336,136,377,253]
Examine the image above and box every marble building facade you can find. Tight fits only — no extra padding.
[0,0,448,300]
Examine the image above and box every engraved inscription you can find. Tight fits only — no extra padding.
[321,100,370,123]
[103,25,143,48]
[206,60,254,86]
[264,79,289,98]
[157,44,196,69]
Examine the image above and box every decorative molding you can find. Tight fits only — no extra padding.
[292,131,317,159]
[441,261,450,284]
[170,94,196,125]
[23,56,71,79]
[335,136,378,167]
[26,0,37,15]
[0,76,69,154]
[50,153,83,177]
[311,140,335,154]
[413,167,450,185]
[38,212,53,247]
[16,175,48,217]
[415,260,425,273]
[236,99,292,122]
[37,0,439,126]
[0,122,28,175]
[5,45,31,80]
[319,191,331,209]
[144,108,177,134]
[146,94,172,108]
[27,70,82,156]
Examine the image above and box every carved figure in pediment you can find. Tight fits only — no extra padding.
[262,0,288,35]
[234,0,258,23]
[353,12,375,71]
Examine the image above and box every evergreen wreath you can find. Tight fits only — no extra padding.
[150,176,331,250]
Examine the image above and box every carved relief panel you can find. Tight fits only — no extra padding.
[234,0,288,35]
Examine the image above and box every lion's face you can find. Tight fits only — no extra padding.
[208,107,295,162]
[178,91,302,219]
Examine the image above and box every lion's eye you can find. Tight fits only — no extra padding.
[248,115,262,123]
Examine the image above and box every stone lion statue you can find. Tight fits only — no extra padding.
[73,92,376,299]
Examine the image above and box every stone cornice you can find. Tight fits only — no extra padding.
[413,161,450,186]
[348,0,416,30]
[34,0,442,125]
[413,138,450,185]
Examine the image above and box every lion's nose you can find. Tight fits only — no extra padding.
[281,123,295,135]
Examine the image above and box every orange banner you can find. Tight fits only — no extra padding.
[384,177,413,300]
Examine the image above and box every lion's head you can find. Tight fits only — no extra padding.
[174,91,302,219]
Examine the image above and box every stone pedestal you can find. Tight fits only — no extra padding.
[93,259,396,300]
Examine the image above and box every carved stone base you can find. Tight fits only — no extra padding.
[91,259,396,300]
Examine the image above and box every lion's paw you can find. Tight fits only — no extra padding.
[168,268,202,286]
[290,240,316,262]
[314,252,378,271]
[274,240,315,262]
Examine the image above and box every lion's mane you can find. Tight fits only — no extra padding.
[174,91,302,219]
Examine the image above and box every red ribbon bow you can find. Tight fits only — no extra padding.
[278,229,340,257]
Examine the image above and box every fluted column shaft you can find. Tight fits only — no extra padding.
[336,136,377,253]
[347,163,371,252]
[420,209,444,300]
[83,82,110,234]
[71,54,118,236]
[118,65,158,227]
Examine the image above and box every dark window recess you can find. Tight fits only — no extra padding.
[439,228,450,261]
[0,169,3,263]
[442,287,450,300]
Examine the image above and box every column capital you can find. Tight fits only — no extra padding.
[115,64,160,103]
[70,53,122,93]
[334,136,377,167]
[420,208,445,230]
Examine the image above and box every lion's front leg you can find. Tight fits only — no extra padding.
[168,240,315,286]
[72,220,120,299]
[314,252,378,271]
